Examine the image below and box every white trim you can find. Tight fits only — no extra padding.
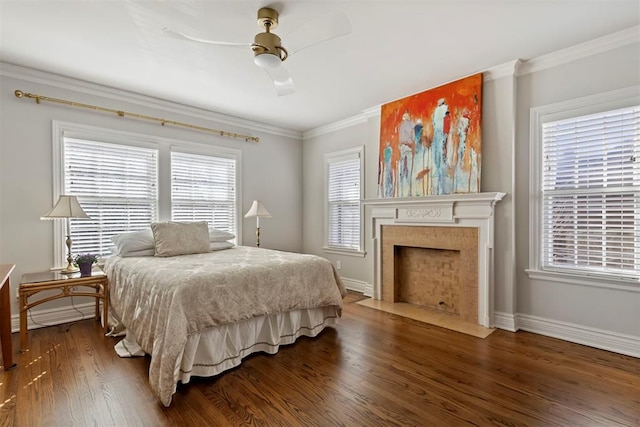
[364,192,507,206]
[324,146,365,253]
[368,192,505,328]
[525,269,639,292]
[304,115,368,139]
[1,62,300,139]
[323,247,366,257]
[483,59,523,81]
[516,313,640,359]
[340,277,368,294]
[362,105,381,119]
[11,302,98,333]
[528,86,640,280]
[493,311,517,332]
[303,62,521,139]
[518,26,640,76]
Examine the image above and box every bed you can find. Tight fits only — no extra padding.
[103,245,346,407]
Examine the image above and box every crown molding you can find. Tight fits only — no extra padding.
[518,25,639,76]
[483,59,522,81]
[304,25,638,140]
[362,105,381,119]
[302,113,368,139]
[303,60,522,140]
[0,62,302,140]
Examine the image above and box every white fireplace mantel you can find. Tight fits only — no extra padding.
[365,192,506,327]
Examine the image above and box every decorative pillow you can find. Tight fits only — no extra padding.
[209,228,236,242]
[152,221,211,257]
[210,241,235,251]
[120,248,155,257]
[111,229,155,256]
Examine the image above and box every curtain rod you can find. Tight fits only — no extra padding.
[13,89,259,143]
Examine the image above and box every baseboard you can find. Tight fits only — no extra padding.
[516,313,639,358]
[340,276,373,297]
[11,302,98,333]
[493,311,517,332]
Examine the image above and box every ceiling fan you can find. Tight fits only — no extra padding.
[162,7,351,96]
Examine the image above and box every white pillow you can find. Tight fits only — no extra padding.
[152,221,211,257]
[111,225,234,256]
[118,242,232,257]
[111,230,155,256]
[120,248,156,257]
[209,228,235,242]
[210,241,235,251]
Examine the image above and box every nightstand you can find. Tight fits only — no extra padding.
[19,269,108,351]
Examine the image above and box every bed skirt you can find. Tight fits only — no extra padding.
[115,305,340,400]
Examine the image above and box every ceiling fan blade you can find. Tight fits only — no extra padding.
[286,11,351,56]
[162,27,251,48]
[263,66,296,96]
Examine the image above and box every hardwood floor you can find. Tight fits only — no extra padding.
[1,292,638,426]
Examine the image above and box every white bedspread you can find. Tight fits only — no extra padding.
[104,246,346,406]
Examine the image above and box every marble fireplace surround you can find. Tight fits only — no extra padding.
[365,192,505,328]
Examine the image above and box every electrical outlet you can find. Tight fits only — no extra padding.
[336,260,342,270]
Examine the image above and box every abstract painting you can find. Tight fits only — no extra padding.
[378,73,482,197]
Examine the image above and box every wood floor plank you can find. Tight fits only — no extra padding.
[0,292,638,426]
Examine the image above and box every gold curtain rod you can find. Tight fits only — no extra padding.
[14,89,259,143]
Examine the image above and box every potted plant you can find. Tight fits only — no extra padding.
[74,253,98,277]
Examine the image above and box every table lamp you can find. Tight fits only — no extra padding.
[244,200,271,247]
[41,195,91,273]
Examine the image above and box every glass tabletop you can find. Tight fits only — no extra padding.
[21,268,106,285]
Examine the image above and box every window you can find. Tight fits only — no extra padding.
[171,150,237,237]
[53,122,242,267]
[529,88,639,284]
[64,137,158,257]
[325,147,365,255]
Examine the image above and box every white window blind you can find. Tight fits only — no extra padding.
[327,151,362,250]
[171,150,237,235]
[64,137,158,257]
[541,105,640,279]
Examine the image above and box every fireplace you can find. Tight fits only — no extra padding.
[382,225,478,323]
[366,192,505,327]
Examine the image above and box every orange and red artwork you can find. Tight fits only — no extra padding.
[378,73,483,197]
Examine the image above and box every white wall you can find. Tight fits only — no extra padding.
[302,67,517,315]
[0,64,303,319]
[514,42,640,348]
[302,31,640,356]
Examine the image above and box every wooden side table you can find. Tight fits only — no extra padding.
[0,264,16,369]
[19,269,108,350]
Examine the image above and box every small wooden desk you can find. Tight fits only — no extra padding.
[0,264,17,369]
[19,269,108,351]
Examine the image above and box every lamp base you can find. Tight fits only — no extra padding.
[60,263,78,274]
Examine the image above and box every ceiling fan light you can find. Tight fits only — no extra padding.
[254,52,282,69]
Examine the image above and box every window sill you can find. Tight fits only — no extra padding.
[525,268,640,292]
[323,247,366,258]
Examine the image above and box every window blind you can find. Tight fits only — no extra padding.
[171,150,237,235]
[541,105,640,279]
[327,153,361,249]
[64,138,159,257]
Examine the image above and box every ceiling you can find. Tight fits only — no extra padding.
[1,1,638,133]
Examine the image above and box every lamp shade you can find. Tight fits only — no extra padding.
[244,200,271,218]
[41,195,91,219]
